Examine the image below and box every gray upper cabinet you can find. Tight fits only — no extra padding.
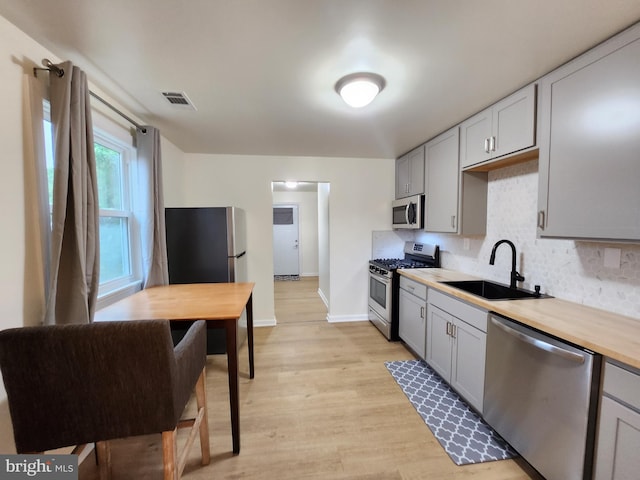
[460,84,537,169]
[537,23,640,241]
[424,126,487,235]
[396,145,425,199]
[425,127,459,233]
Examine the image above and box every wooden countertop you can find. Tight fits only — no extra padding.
[399,269,640,370]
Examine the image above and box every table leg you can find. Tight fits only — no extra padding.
[247,293,254,379]
[225,318,240,454]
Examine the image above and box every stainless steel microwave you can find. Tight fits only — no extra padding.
[392,194,424,229]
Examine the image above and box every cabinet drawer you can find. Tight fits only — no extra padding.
[603,361,640,412]
[399,276,428,300]
[428,289,487,332]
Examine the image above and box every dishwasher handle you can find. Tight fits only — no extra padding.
[490,317,585,364]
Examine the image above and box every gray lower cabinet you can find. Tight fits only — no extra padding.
[426,289,487,412]
[594,361,640,480]
[398,276,428,358]
[537,22,640,240]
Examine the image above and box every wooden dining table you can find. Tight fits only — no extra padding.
[94,282,255,455]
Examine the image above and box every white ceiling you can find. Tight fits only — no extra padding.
[2,1,640,159]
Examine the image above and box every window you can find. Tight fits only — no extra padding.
[94,132,137,291]
[43,104,141,300]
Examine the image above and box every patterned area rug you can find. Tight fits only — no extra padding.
[274,274,300,281]
[385,359,517,465]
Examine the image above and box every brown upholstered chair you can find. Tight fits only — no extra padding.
[0,319,210,480]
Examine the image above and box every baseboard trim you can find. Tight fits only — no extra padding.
[317,288,329,308]
[326,314,369,323]
[255,318,277,327]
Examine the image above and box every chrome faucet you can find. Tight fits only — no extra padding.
[489,239,525,289]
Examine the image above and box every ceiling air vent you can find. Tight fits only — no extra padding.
[161,91,197,110]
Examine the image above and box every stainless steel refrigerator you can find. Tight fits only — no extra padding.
[165,206,248,354]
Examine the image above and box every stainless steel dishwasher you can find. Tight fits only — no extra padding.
[484,313,601,480]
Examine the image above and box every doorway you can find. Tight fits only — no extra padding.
[271,181,330,323]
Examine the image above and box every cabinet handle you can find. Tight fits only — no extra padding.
[537,210,546,230]
[420,306,424,319]
[484,138,490,153]
[490,136,496,152]
[451,324,457,338]
[446,321,451,335]
[451,215,456,229]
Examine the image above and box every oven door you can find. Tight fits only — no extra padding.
[368,271,392,338]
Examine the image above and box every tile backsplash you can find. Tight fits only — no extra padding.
[387,159,640,320]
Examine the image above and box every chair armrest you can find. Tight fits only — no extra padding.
[172,320,207,418]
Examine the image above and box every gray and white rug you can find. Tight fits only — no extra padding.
[385,359,517,465]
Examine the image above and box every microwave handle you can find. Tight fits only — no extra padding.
[407,203,416,224]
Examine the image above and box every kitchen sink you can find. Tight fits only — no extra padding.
[441,280,551,300]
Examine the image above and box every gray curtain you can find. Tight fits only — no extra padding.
[45,61,100,325]
[136,126,169,288]
[24,73,51,325]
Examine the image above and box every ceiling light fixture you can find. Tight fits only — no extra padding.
[285,181,298,189]
[335,72,386,108]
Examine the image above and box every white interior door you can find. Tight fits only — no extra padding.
[273,205,300,276]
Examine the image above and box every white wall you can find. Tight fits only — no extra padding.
[272,190,319,276]
[170,154,394,324]
[318,183,331,307]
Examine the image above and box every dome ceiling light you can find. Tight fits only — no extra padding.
[335,72,386,108]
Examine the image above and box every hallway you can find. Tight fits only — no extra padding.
[274,276,327,324]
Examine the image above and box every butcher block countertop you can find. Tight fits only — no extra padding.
[399,268,640,370]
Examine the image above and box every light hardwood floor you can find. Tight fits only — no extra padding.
[274,276,327,324]
[79,278,540,479]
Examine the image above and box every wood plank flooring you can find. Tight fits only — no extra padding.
[274,276,327,324]
[79,278,541,479]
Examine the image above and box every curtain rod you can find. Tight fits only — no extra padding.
[34,58,147,134]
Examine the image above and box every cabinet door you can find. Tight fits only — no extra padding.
[450,319,486,413]
[492,84,536,159]
[399,289,427,358]
[425,127,459,233]
[396,154,410,198]
[396,146,425,198]
[459,109,492,169]
[407,146,425,196]
[426,304,452,380]
[538,27,640,240]
[594,396,640,480]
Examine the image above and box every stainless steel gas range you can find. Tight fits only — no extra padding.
[368,242,440,340]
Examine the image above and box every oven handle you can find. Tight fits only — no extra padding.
[490,317,585,364]
[369,271,391,284]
